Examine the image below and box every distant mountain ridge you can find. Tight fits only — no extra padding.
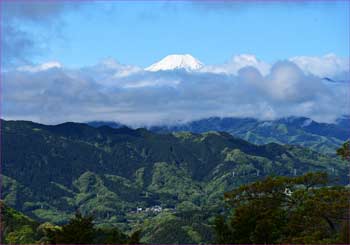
[150,116,349,154]
[88,116,350,154]
[87,120,125,129]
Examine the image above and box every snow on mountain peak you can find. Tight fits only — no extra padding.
[145,54,204,72]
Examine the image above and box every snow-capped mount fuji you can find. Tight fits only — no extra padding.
[145,54,204,72]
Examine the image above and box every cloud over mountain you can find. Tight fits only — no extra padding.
[2,54,349,126]
[290,53,349,78]
[201,54,271,76]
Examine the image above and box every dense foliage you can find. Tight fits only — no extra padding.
[215,172,350,244]
[0,205,139,244]
[0,201,39,244]
[41,212,140,244]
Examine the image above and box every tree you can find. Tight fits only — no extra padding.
[4,225,36,244]
[337,141,350,160]
[54,211,96,244]
[213,216,235,244]
[127,229,141,244]
[36,222,62,244]
[95,227,127,243]
[48,211,141,244]
[336,141,350,243]
[215,172,350,244]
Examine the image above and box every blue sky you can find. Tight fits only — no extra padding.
[5,0,349,67]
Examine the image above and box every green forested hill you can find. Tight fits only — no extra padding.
[1,120,348,243]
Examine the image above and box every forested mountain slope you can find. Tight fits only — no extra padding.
[1,119,347,243]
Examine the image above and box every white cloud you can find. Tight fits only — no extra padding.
[201,54,271,76]
[264,61,321,101]
[77,58,142,87]
[17,61,62,72]
[290,53,349,78]
[2,54,349,125]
